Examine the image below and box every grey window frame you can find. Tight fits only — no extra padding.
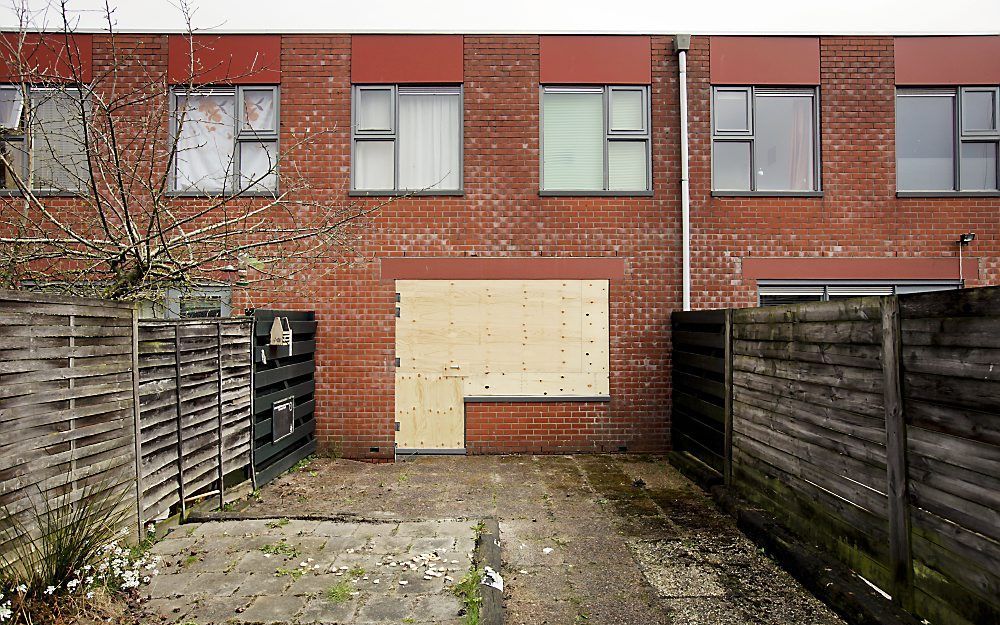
[539,84,653,196]
[168,85,280,196]
[350,84,464,196]
[757,280,962,306]
[140,284,233,319]
[711,86,822,196]
[896,86,1000,195]
[0,84,90,194]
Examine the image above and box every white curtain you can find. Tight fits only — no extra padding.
[175,93,236,193]
[30,89,88,191]
[543,91,604,190]
[242,89,275,133]
[354,140,394,190]
[240,140,278,192]
[398,92,460,190]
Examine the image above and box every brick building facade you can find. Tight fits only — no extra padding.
[2,32,997,460]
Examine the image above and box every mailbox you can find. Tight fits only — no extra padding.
[272,396,295,441]
[269,317,292,356]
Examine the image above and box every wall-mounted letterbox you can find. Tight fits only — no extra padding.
[272,396,295,441]
[269,316,292,356]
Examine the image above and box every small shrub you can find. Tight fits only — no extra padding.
[325,581,352,603]
[259,540,300,558]
[451,567,484,625]
[0,482,160,623]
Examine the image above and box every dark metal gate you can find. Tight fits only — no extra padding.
[670,309,731,479]
[251,309,317,485]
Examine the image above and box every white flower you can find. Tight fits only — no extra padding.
[15,585,26,594]
[86,592,94,599]
[67,579,79,589]
[0,604,11,622]
[44,586,56,595]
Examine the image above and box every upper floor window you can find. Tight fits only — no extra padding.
[712,87,819,193]
[171,86,279,194]
[0,85,89,192]
[897,87,999,193]
[541,86,650,193]
[351,85,462,194]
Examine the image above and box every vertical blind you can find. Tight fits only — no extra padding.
[542,90,604,190]
[30,90,88,191]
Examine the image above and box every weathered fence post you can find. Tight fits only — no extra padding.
[131,306,143,538]
[173,324,187,517]
[217,320,225,509]
[723,308,734,486]
[880,296,914,610]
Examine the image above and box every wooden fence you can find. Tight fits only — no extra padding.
[0,291,139,554]
[671,286,999,625]
[136,319,253,522]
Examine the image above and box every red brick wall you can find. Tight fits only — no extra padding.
[258,34,680,460]
[687,36,999,310]
[10,34,998,461]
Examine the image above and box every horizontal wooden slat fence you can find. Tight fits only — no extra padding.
[671,310,729,476]
[136,319,253,522]
[0,290,139,558]
[671,286,1000,625]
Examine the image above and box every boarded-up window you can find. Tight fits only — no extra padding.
[395,280,610,398]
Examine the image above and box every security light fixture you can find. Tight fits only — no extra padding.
[959,233,976,245]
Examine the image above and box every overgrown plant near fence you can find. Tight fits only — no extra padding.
[671,287,1000,625]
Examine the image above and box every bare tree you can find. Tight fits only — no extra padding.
[0,0,388,313]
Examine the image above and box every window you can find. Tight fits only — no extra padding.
[541,86,650,193]
[897,87,999,192]
[352,85,462,193]
[758,281,960,307]
[712,87,819,193]
[171,86,279,193]
[139,285,232,319]
[0,85,89,192]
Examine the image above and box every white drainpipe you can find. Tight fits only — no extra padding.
[676,35,692,311]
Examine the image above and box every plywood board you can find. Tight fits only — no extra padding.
[395,279,610,400]
[394,373,464,449]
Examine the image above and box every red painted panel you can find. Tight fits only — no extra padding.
[351,35,463,84]
[381,257,626,280]
[167,35,280,84]
[742,257,979,281]
[540,36,651,85]
[895,36,1000,85]
[0,33,92,82]
[710,37,819,85]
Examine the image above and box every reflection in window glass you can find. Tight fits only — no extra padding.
[960,142,998,191]
[754,95,814,191]
[962,90,996,132]
[715,90,750,132]
[897,94,954,191]
[713,141,751,191]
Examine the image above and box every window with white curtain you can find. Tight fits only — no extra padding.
[541,85,650,193]
[712,87,819,193]
[0,85,89,191]
[171,86,279,194]
[352,85,462,193]
[897,87,999,192]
